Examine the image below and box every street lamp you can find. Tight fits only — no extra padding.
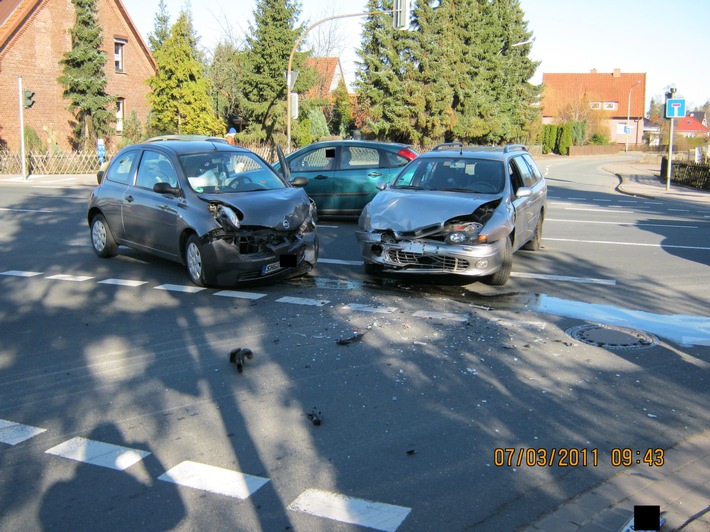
[625,80,641,152]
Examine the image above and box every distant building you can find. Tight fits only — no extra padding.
[673,114,710,138]
[0,0,156,151]
[304,57,347,100]
[541,69,646,146]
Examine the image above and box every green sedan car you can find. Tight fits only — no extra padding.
[275,140,418,216]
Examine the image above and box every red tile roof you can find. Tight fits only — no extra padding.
[542,70,646,119]
[304,57,344,99]
[674,114,710,133]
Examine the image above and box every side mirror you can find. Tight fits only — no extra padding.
[290,176,308,187]
[515,187,533,198]
[375,179,387,191]
[154,182,180,196]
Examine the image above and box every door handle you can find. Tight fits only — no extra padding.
[368,172,383,177]
[125,195,134,202]
[314,175,329,180]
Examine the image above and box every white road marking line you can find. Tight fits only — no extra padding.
[0,207,54,213]
[214,290,267,299]
[154,284,206,293]
[546,218,697,229]
[563,208,635,213]
[342,303,397,314]
[98,279,148,287]
[1,270,43,277]
[317,225,339,228]
[45,274,94,282]
[668,208,690,212]
[618,200,638,203]
[0,419,47,445]
[318,258,364,266]
[288,489,411,532]
[413,310,468,322]
[544,237,710,251]
[276,296,329,306]
[644,201,664,205]
[494,318,548,330]
[511,272,616,285]
[158,461,269,499]
[45,437,150,471]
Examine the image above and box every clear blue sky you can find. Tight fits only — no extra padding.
[122,0,710,110]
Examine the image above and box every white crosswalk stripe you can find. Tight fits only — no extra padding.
[158,461,269,499]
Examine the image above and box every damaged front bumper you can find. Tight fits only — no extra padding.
[355,230,505,276]
[200,229,318,286]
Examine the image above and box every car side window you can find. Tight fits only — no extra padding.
[511,157,535,188]
[106,151,137,185]
[136,151,178,190]
[522,154,543,184]
[339,147,379,170]
[290,148,333,171]
[382,150,411,168]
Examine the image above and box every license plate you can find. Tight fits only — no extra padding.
[261,261,280,275]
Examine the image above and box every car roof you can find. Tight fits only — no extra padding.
[126,139,249,155]
[423,143,530,160]
[291,139,413,151]
[145,134,228,144]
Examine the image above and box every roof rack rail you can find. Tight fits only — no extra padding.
[431,142,464,151]
[503,144,527,153]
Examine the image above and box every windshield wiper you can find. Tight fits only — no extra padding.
[392,185,424,190]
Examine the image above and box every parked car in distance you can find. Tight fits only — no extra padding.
[88,139,318,287]
[356,143,547,286]
[274,140,419,216]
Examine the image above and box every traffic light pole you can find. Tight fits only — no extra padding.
[18,77,27,179]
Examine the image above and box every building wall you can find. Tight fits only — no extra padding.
[0,0,155,152]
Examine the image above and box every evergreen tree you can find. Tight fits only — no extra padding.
[355,0,419,143]
[57,0,115,150]
[148,0,171,53]
[146,12,223,135]
[330,78,353,137]
[238,0,314,145]
[209,42,244,130]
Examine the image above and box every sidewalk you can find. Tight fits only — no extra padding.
[525,160,710,532]
[523,429,710,531]
[605,161,710,210]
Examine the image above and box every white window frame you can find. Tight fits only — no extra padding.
[116,98,125,134]
[114,38,127,72]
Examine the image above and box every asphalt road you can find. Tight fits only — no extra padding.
[0,155,709,531]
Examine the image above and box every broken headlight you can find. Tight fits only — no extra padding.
[216,204,240,231]
[444,222,484,244]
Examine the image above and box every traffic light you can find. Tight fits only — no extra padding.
[393,0,410,30]
[23,89,35,109]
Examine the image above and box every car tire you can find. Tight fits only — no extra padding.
[484,237,512,286]
[90,214,118,258]
[185,234,207,287]
[364,262,383,275]
[522,213,543,251]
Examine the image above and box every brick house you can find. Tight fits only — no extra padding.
[0,0,156,152]
[541,69,646,147]
[304,57,347,100]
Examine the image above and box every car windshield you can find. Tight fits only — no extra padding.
[180,152,286,193]
[393,157,505,194]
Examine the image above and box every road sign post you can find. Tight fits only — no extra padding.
[664,92,684,191]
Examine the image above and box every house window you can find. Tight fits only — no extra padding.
[116,98,125,134]
[114,38,127,72]
[590,102,602,110]
[603,102,618,111]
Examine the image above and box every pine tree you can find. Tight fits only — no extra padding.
[148,0,171,53]
[330,78,353,137]
[57,0,115,150]
[355,0,419,143]
[146,12,224,135]
[238,0,314,145]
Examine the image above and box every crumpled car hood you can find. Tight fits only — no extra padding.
[200,188,311,229]
[363,189,504,232]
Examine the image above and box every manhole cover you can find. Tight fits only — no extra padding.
[566,324,658,350]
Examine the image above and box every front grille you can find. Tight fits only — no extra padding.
[235,233,289,255]
[386,250,469,272]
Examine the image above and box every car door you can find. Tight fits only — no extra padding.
[333,145,385,213]
[121,150,182,258]
[99,149,139,242]
[288,146,335,211]
[508,156,536,247]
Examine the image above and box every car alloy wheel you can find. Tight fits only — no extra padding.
[185,234,206,286]
[90,214,118,258]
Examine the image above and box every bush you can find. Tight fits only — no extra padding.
[557,123,573,155]
[588,133,609,145]
[542,124,557,154]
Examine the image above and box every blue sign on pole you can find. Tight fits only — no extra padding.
[665,99,686,119]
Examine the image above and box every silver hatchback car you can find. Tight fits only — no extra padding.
[356,144,546,286]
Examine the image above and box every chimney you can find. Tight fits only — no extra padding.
[590,69,597,74]
[613,68,621,77]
